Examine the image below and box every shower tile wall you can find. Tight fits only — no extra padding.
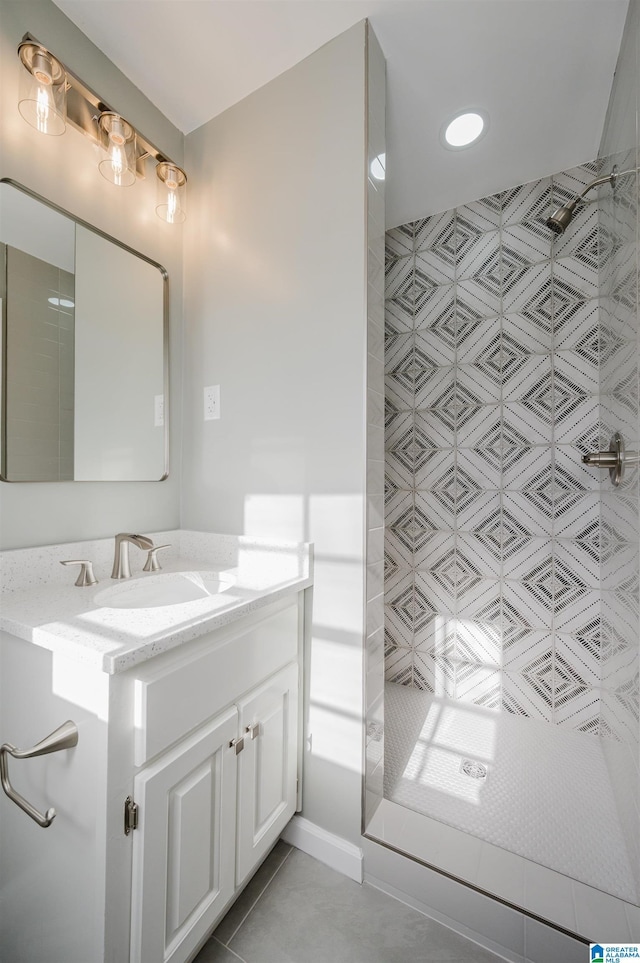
[384,160,605,732]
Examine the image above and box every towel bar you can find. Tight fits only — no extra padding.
[0,720,78,827]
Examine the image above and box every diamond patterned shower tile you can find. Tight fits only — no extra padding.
[414,364,455,409]
[600,689,635,744]
[501,312,553,355]
[505,355,553,404]
[414,531,456,572]
[386,223,414,258]
[455,663,501,709]
[413,613,456,656]
[414,570,456,618]
[456,489,501,535]
[555,398,601,450]
[383,550,407,594]
[502,626,551,670]
[412,650,456,696]
[456,194,501,233]
[553,257,598,301]
[502,401,553,446]
[455,404,501,448]
[415,249,455,289]
[554,347,599,397]
[503,538,552,583]
[414,211,456,254]
[384,642,413,685]
[551,204,598,264]
[552,299,600,353]
[500,445,548,491]
[414,323,455,367]
[414,409,456,450]
[502,491,552,538]
[456,364,501,404]
[414,283,455,333]
[502,671,553,721]
[385,407,412,446]
[501,177,552,227]
[414,489,457,532]
[457,276,501,319]
[456,447,501,490]
[503,262,552,317]
[386,253,414,300]
[412,447,452,492]
[554,587,601,634]
[602,539,638,593]
[501,580,551,629]
[456,317,501,364]
[553,684,600,736]
[456,578,502,624]
[554,536,600,590]
[555,632,600,687]
[554,445,599,495]
[454,618,501,665]
[501,223,550,267]
[456,229,500,281]
[385,297,414,336]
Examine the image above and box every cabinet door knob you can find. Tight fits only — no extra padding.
[229,737,245,754]
[245,723,260,740]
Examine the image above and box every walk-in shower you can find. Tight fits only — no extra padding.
[363,4,640,934]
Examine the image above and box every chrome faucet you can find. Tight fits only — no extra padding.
[111,533,155,580]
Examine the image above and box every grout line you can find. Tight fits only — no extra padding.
[224,845,294,947]
[211,936,250,962]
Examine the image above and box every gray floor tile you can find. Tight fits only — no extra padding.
[195,937,248,963]
[224,849,503,963]
[215,841,293,944]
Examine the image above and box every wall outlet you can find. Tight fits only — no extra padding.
[204,385,221,420]
[154,394,164,427]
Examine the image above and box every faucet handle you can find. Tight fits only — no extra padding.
[60,560,98,587]
[143,544,171,573]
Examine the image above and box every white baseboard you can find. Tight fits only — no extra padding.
[281,816,363,883]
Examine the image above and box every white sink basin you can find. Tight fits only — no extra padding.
[94,571,236,609]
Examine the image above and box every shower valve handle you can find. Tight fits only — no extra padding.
[581,433,625,487]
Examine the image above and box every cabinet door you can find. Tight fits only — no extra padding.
[130,707,238,963]
[236,662,299,885]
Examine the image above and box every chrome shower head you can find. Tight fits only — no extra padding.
[546,169,621,236]
[546,199,578,235]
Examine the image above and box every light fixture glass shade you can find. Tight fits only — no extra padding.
[156,162,187,223]
[98,112,136,187]
[18,43,67,136]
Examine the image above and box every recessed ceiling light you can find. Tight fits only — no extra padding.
[370,152,385,181]
[441,110,488,150]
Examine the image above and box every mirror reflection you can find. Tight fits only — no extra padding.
[0,181,168,482]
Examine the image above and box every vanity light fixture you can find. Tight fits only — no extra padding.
[16,35,187,221]
[156,162,187,223]
[98,112,137,187]
[441,109,488,150]
[18,41,67,136]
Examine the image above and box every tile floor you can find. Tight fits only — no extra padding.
[194,841,503,963]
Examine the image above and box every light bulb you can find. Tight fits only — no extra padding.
[98,112,136,187]
[35,86,52,134]
[166,190,178,224]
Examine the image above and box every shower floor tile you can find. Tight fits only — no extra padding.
[383,681,637,903]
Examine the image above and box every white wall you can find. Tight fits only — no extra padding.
[182,23,368,846]
[0,0,183,548]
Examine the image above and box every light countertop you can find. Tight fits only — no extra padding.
[0,531,312,674]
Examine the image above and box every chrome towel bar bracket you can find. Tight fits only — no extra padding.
[0,720,78,827]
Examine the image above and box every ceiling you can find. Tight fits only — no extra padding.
[52,0,629,228]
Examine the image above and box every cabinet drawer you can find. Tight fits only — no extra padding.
[133,598,299,766]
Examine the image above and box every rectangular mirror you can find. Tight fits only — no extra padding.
[0,179,168,482]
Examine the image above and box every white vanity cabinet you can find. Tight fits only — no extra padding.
[0,592,304,963]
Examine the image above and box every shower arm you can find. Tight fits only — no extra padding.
[571,166,636,208]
